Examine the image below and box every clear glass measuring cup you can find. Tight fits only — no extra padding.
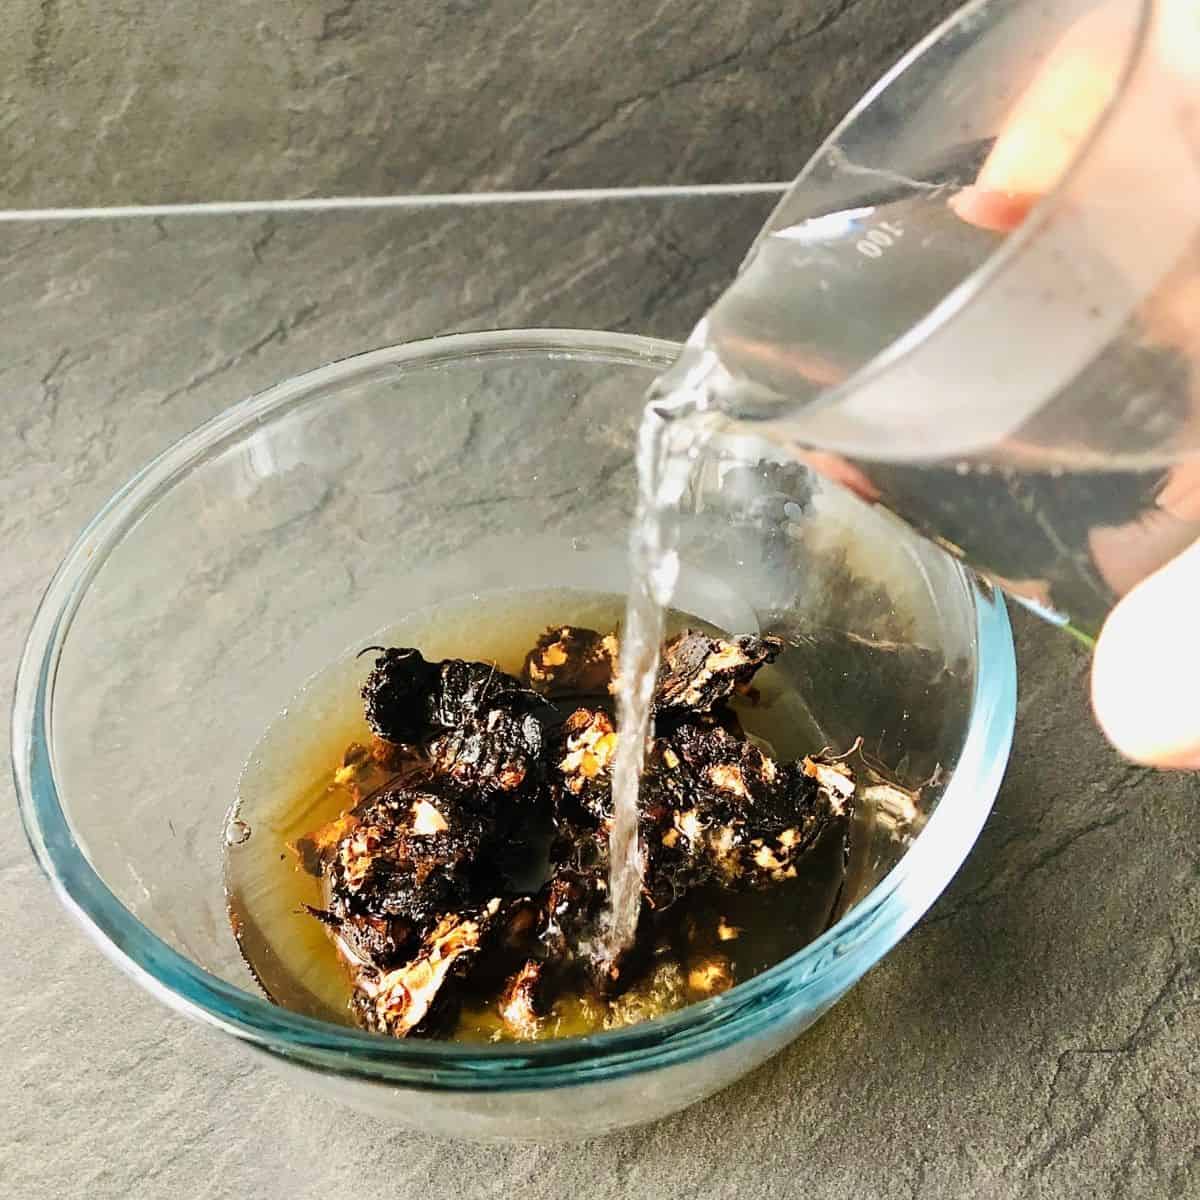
[666,0,1200,641]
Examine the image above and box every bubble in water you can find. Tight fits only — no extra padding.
[225,818,252,846]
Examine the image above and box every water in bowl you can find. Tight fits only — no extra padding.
[225,586,861,1040]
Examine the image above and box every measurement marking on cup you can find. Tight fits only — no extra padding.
[856,221,905,258]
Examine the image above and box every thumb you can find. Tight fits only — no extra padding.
[1092,536,1200,768]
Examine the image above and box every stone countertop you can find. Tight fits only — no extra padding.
[2,2,1198,1197]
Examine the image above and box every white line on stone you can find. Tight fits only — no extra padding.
[0,183,791,223]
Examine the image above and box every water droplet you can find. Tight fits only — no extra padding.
[225,818,252,846]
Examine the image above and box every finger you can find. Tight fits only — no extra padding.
[949,1,1127,233]
[947,187,1037,234]
[1092,535,1200,768]
[795,451,881,503]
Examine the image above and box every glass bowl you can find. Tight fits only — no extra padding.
[13,329,1015,1141]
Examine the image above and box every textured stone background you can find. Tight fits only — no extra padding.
[3,1,1199,1197]
[7,0,955,204]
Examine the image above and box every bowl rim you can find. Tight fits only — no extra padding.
[12,327,1016,1091]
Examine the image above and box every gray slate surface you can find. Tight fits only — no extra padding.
[3,1,1199,1197]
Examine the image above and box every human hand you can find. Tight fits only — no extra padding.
[949,0,1200,767]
